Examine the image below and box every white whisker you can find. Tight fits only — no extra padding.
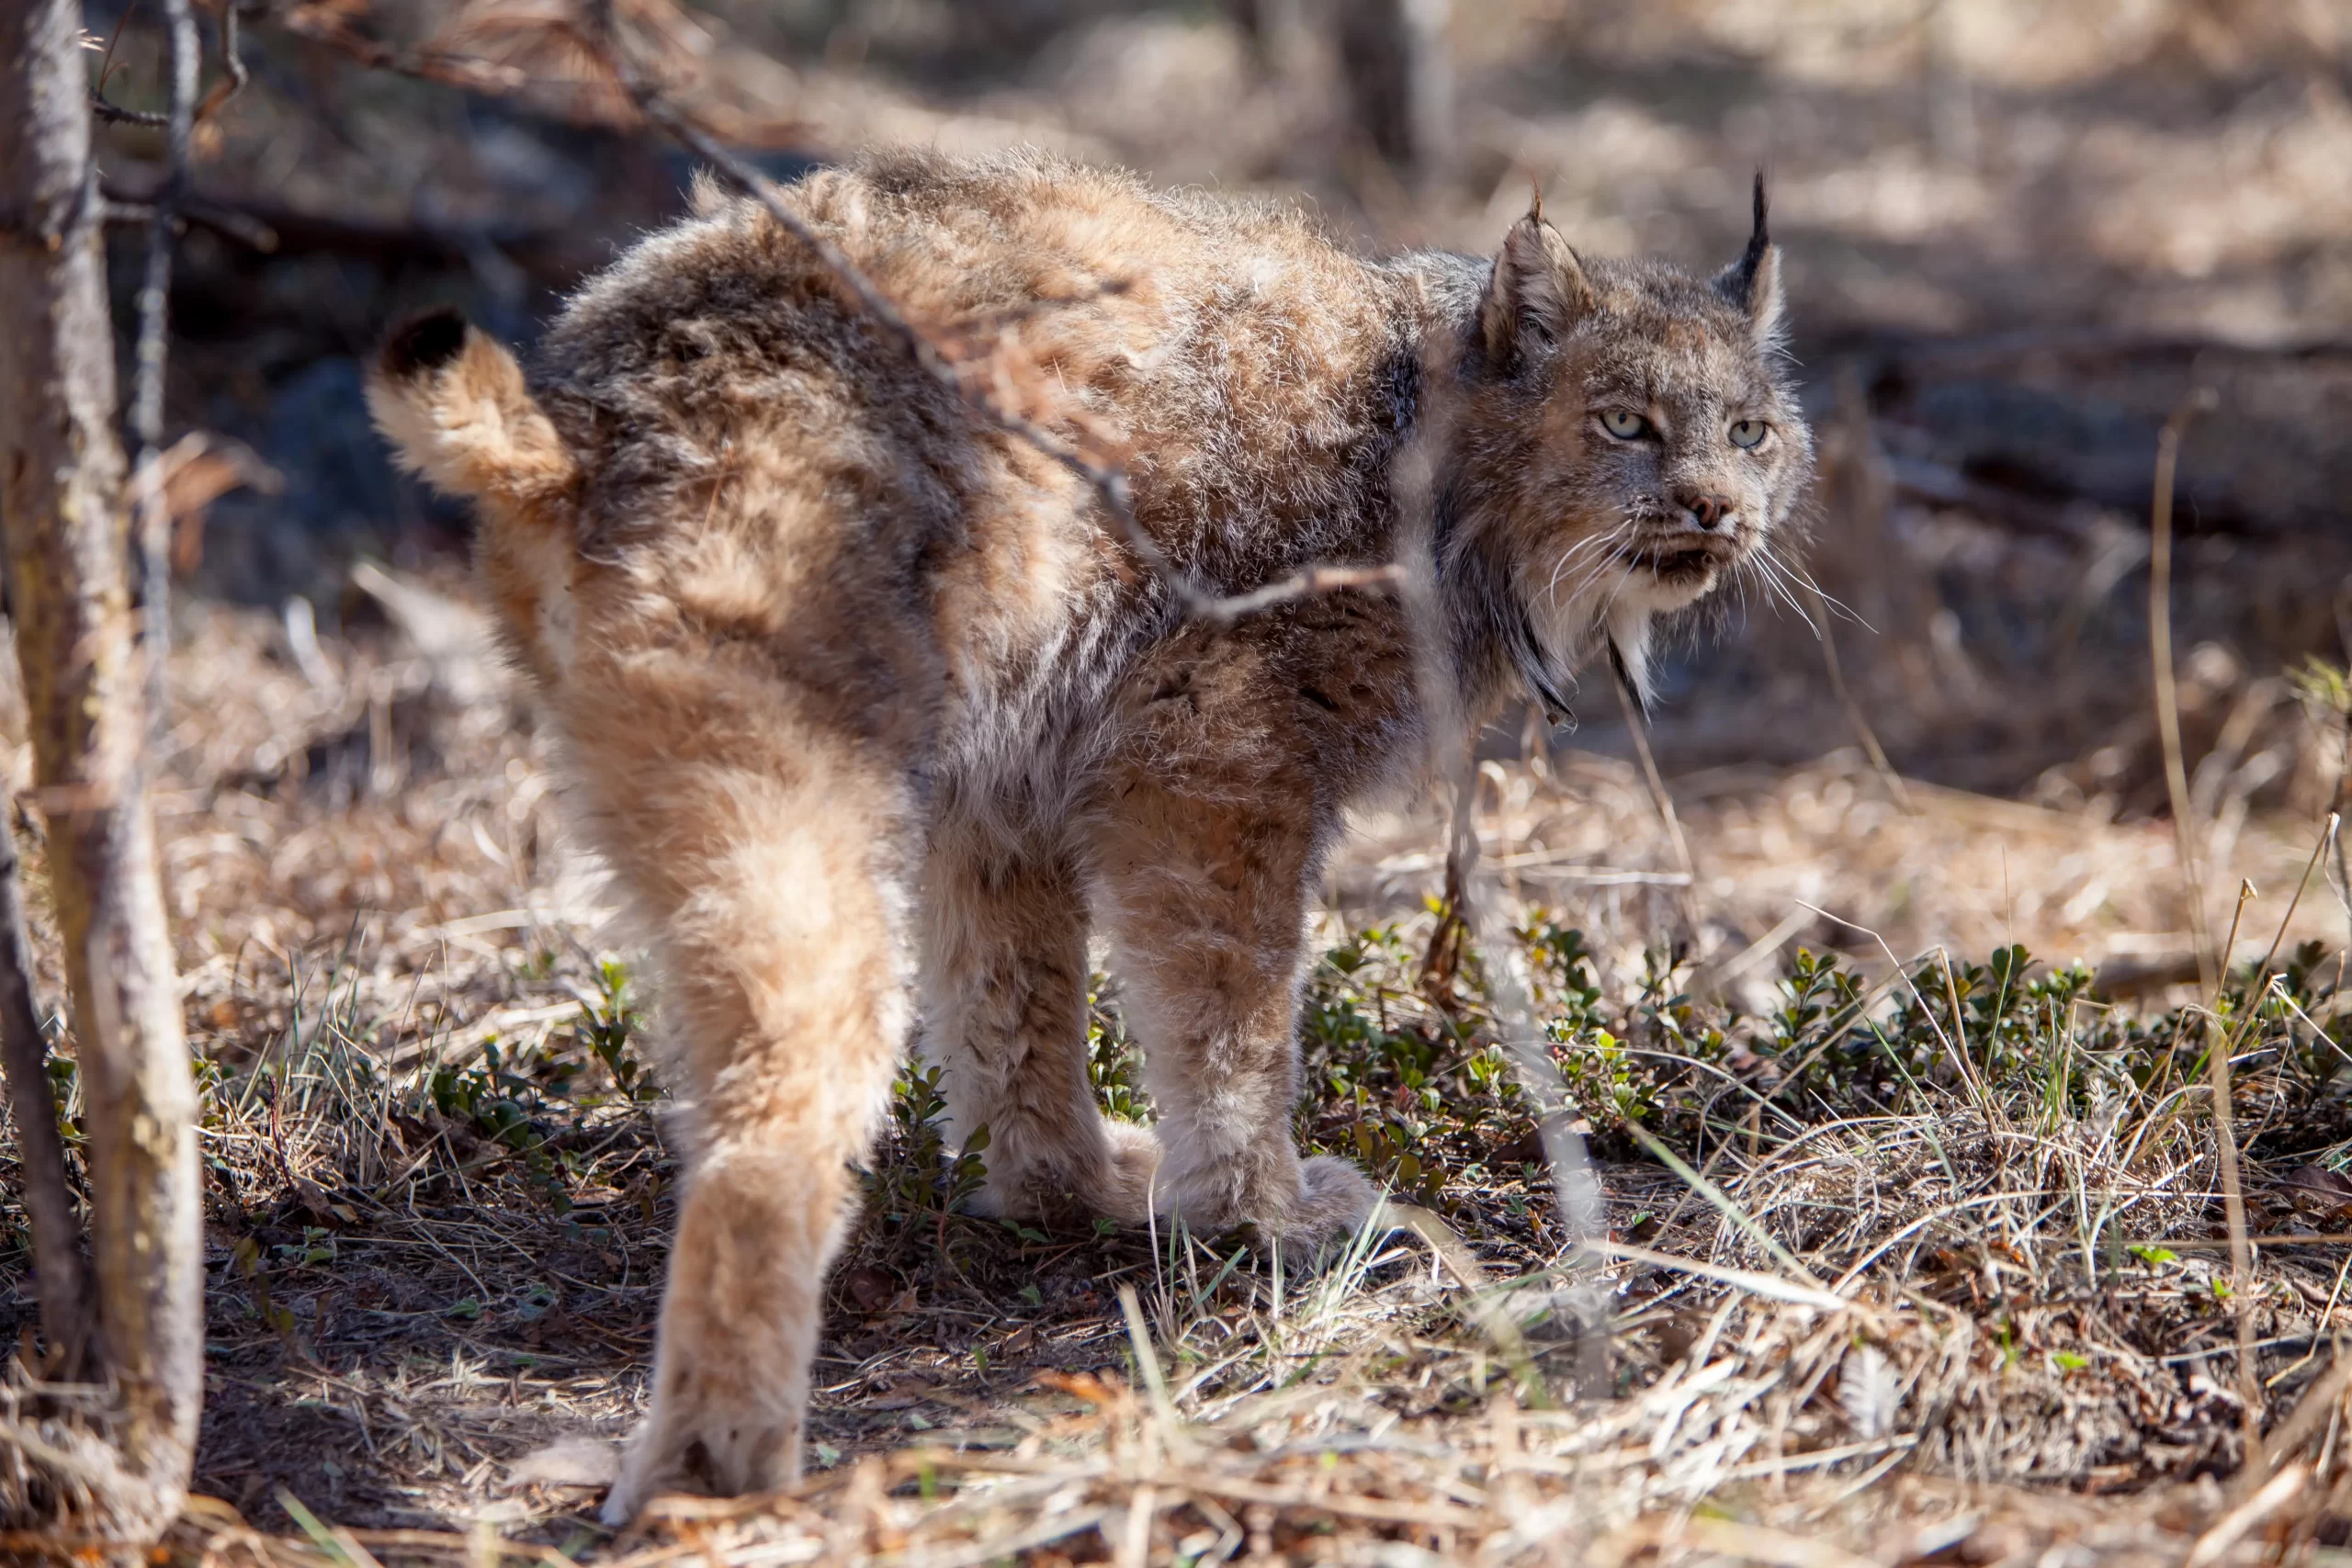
[1554,539,1628,618]
[1542,523,1634,614]
[1747,547,1822,637]
[1760,542,1873,633]
[1542,526,1625,602]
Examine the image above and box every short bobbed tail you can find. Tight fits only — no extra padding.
[367,308,576,516]
[368,309,580,684]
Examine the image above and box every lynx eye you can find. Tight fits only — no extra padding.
[1728,419,1770,449]
[1600,409,1649,440]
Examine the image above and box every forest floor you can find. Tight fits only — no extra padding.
[24,0,2352,1560]
[0,587,2336,1566]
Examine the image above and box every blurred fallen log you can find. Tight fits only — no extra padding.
[2089,952,2205,1000]
[1859,335,2352,540]
[181,191,571,278]
[1883,453,2097,540]
[1869,327,2352,372]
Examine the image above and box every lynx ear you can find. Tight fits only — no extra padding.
[1713,172,1783,349]
[1481,210,1597,373]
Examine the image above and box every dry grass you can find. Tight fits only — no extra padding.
[31,0,2352,1557]
[0,578,2344,1563]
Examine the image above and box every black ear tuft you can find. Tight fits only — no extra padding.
[1718,171,1770,307]
[1711,171,1784,346]
[381,308,469,381]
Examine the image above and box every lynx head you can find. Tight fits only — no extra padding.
[1445,176,1813,721]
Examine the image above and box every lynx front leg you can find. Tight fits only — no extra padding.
[1091,772,1378,1248]
[919,833,1159,1224]
[567,671,922,1526]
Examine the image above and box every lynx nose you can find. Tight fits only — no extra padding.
[1677,491,1735,532]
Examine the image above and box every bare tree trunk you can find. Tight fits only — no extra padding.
[0,797,89,1381]
[1334,0,1452,179]
[0,0,201,1540]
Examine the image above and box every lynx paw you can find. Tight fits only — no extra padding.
[600,1152,825,1526]
[600,1393,801,1527]
[1101,1119,1165,1221]
[1277,1156,1387,1269]
[964,1119,1164,1226]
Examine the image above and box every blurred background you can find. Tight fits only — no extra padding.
[71,0,2352,1002]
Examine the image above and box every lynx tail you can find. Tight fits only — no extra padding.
[367,308,576,521]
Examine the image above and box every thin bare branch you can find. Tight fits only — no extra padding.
[195,3,250,127]
[130,0,198,728]
[266,3,539,99]
[89,94,170,127]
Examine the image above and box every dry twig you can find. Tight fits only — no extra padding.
[2149,388,2221,990]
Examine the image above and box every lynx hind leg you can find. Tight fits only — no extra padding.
[1092,769,1381,1255]
[574,681,922,1525]
[919,832,1159,1224]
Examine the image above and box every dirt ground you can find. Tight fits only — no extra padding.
[0,577,2322,1562]
[10,0,2352,1561]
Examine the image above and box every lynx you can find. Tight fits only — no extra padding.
[369,148,1811,1520]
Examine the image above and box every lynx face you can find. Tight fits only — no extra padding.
[1457,181,1813,711]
